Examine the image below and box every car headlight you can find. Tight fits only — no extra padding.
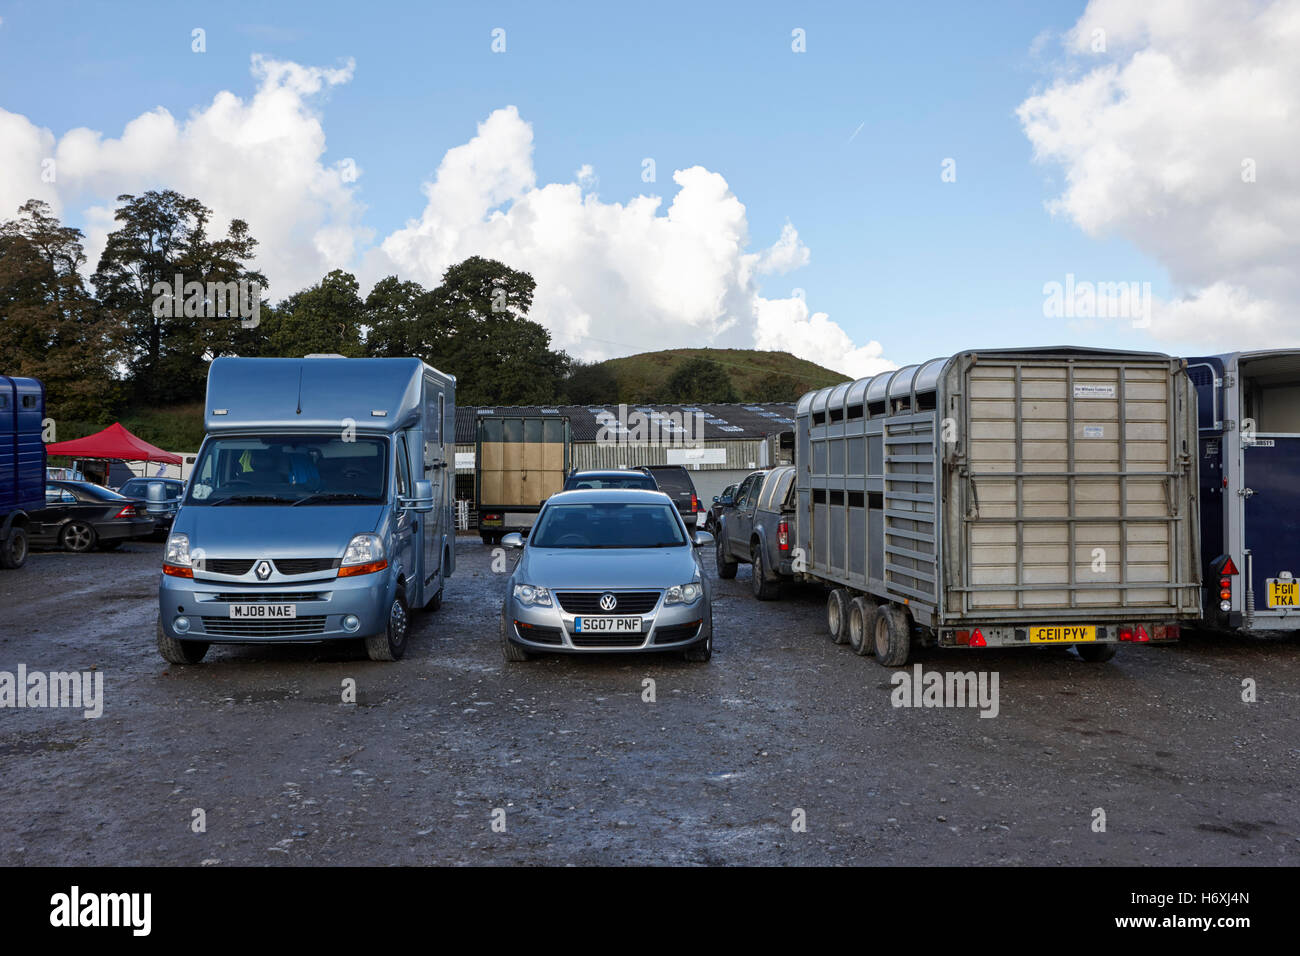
[664,581,703,605]
[342,533,385,567]
[165,533,191,566]
[513,583,553,607]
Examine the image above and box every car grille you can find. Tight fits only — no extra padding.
[514,622,563,645]
[205,592,328,603]
[571,631,647,648]
[200,616,328,638]
[653,621,702,644]
[555,591,660,615]
[274,558,339,575]
[205,559,254,575]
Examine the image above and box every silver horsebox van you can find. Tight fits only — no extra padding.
[156,356,455,663]
[795,347,1202,666]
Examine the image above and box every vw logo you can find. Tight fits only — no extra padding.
[255,560,272,581]
[598,592,617,612]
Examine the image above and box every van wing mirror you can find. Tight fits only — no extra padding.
[145,481,168,515]
[403,479,435,514]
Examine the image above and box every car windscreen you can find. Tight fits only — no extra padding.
[185,435,388,505]
[120,479,182,499]
[563,475,657,490]
[530,502,688,549]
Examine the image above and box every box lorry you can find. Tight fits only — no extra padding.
[794,348,1201,665]
[0,374,46,569]
[156,356,455,663]
[475,413,570,544]
[1187,349,1300,634]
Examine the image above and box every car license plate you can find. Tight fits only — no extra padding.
[574,616,641,633]
[229,604,297,619]
[1029,625,1096,644]
[1267,579,1298,608]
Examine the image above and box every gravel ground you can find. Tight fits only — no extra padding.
[0,537,1297,866]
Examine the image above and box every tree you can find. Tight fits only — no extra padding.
[561,359,620,405]
[745,373,806,403]
[364,275,442,358]
[262,269,365,357]
[0,200,124,422]
[658,357,738,403]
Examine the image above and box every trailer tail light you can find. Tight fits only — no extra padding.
[954,629,971,646]
[1153,625,1179,641]
[1119,626,1134,642]
[969,629,986,648]
[777,518,790,551]
[1134,625,1150,643]
[1220,557,1239,575]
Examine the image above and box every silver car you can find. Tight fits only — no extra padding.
[499,489,714,662]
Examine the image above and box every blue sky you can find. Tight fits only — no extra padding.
[2,0,1263,373]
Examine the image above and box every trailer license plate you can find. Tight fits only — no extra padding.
[1029,625,1096,644]
[229,604,297,619]
[574,616,641,633]
[1267,580,1298,608]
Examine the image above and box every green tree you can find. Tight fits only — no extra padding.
[364,275,442,358]
[658,357,738,403]
[561,359,620,405]
[0,200,125,422]
[262,269,365,357]
[745,373,805,403]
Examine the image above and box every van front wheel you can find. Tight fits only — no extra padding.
[365,591,409,661]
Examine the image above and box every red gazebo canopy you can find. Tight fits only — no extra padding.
[45,422,183,465]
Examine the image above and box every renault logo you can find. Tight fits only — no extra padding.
[255,560,272,581]
[599,592,617,612]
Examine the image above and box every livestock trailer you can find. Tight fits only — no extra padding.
[0,374,46,569]
[1187,350,1300,634]
[475,413,571,544]
[794,348,1201,665]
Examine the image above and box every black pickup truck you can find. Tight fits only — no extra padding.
[714,465,796,599]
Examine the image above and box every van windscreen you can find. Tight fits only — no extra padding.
[186,435,388,506]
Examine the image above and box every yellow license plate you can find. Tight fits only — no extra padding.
[1268,580,1298,608]
[1030,625,1096,644]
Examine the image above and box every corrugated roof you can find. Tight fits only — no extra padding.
[455,402,796,444]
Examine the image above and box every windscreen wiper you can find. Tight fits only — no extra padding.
[209,494,287,506]
[290,492,371,506]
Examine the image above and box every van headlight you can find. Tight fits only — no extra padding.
[165,533,191,566]
[664,581,703,605]
[342,533,385,566]
[513,584,553,607]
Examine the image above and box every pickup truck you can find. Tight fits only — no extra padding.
[714,465,796,599]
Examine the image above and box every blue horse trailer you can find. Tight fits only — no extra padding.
[1187,350,1300,634]
[0,375,46,569]
[157,356,456,663]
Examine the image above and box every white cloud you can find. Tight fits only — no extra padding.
[372,106,891,378]
[1017,0,1300,350]
[0,54,367,299]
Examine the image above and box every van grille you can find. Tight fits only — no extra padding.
[200,616,327,637]
[204,559,254,575]
[205,592,328,603]
[274,558,339,575]
[556,591,660,615]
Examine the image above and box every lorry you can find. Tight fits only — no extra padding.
[475,413,570,544]
[1186,349,1300,634]
[794,347,1202,666]
[714,464,797,599]
[156,356,456,664]
[0,374,46,569]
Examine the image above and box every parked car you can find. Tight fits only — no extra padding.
[499,489,715,662]
[704,483,738,534]
[28,479,155,552]
[563,469,658,491]
[118,476,186,536]
[714,466,797,599]
[634,464,705,526]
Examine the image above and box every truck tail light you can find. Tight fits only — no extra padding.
[777,518,790,551]
[969,629,986,647]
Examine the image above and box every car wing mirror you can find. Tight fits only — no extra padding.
[501,532,525,549]
[692,530,714,547]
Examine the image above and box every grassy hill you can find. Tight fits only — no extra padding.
[594,348,849,404]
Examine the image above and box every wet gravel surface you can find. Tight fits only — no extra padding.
[1,537,1298,866]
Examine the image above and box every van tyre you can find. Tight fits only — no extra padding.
[874,604,911,666]
[61,520,96,553]
[848,596,878,656]
[715,533,737,579]
[365,590,409,661]
[0,527,28,569]
[827,588,850,644]
[157,620,209,665]
[750,545,779,600]
[1076,643,1118,663]
[501,617,533,662]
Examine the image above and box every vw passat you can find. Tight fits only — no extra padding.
[500,489,715,662]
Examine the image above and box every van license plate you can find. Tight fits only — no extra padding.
[1029,625,1096,644]
[229,604,297,619]
[1267,580,1298,607]
[574,616,640,633]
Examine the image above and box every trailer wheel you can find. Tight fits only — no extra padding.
[715,533,737,579]
[873,604,911,666]
[848,596,878,656]
[0,527,28,569]
[750,545,780,600]
[1076,643,1118,663]
[827,589,850,644]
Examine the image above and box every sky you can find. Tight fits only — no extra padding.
[1,0,1297,378]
